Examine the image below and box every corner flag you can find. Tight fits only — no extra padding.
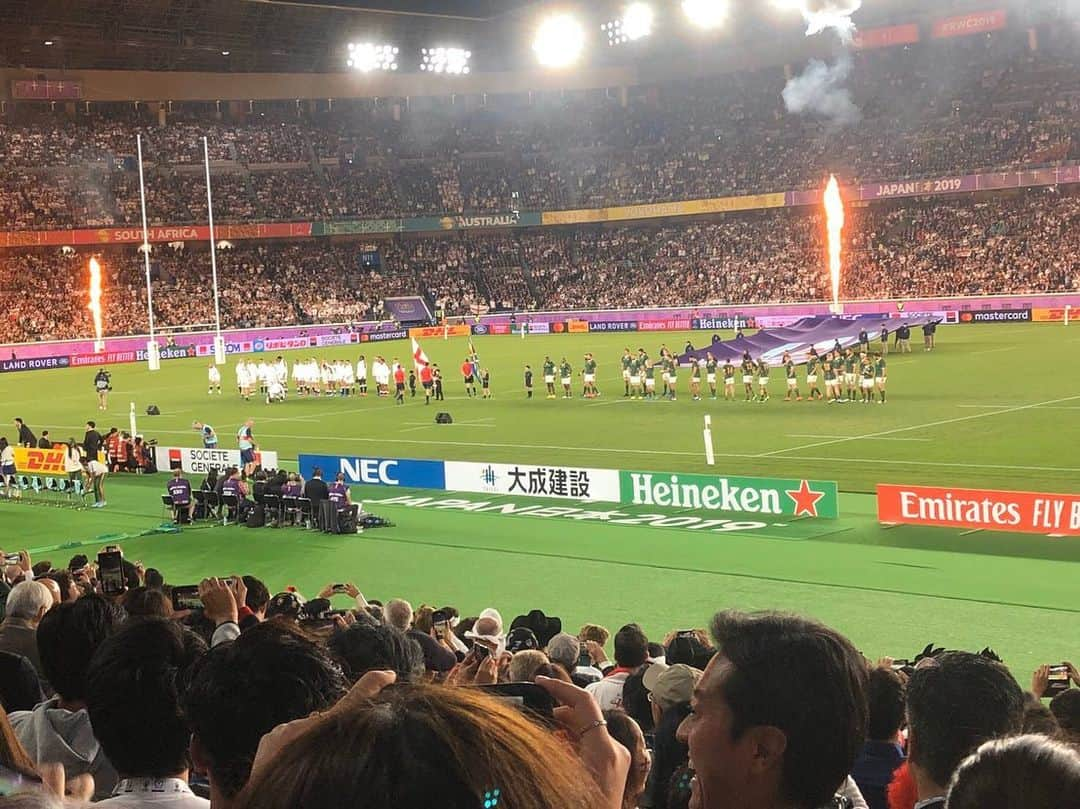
[411,337,430,369]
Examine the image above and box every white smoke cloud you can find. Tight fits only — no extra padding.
[799,0,862,43]
[781,53,861,129]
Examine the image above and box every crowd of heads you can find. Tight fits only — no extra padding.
[2,188,1076,344]
[0,28,1075,231]
[0,546,1077,807]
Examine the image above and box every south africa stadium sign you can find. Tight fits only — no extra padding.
[620,471,839,519]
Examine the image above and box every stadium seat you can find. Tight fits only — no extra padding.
[263,493,281,526]
[220,494,240,526]
[161,494,174,522]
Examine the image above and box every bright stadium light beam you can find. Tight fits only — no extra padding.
[88,256,105,352]
[823,174,845,312]
[682,0,730,30]
[533,13,585,68]
[346,42,399,72]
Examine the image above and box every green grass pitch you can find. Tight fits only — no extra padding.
[2,322,1079,674]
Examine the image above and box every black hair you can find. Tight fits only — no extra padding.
[36,594,125,702]
[144,568,165,589]
[184,621,347,798]
[1050,689,1080,741]
[614,623,649,669]
[243,575,271,614]
[645,701,692,809]
[327,621,425,683]
[945,735,1080,809]
[906,651,1024,788]
[123,587,171,618]
[866,667,906,741]
[85,618,207,778]
[709,610,869,809]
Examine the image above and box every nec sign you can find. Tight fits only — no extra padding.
[298,454,446,490]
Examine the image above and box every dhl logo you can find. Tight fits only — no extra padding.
[13,448,67,475]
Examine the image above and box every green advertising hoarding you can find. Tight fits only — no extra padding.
[619,470,839,519]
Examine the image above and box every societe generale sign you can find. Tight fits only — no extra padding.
[878,483,1080,536]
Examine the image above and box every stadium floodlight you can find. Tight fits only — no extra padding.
[533,13,585,68]
[682,0,730,29]
[346,42,399,72]
[602,3,654,46]
[420,47,471,75]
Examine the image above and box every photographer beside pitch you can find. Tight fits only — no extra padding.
[94,368,112,411]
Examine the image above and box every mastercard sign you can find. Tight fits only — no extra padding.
[13,447,68,476]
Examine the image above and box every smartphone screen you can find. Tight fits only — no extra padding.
[473,643,491,661]
[98,550,126,595]
[171,585,202,612]
[1047,665,1071,697]
[577,643,592,669]
[476,683,555,721]
[2,553,21,566]
[331,583,348,594]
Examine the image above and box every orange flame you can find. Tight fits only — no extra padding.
[88,257,104,343]
[823,174,844,307]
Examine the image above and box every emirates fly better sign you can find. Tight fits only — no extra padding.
[878,484,1080,536]
[620,471,839,519]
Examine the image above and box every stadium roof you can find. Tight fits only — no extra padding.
[256,0,540,19]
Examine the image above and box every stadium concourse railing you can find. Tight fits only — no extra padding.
[2,292,1079,372]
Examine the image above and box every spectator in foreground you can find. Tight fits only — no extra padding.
[1050,688,1080,747]
[233,675,628,809]
[84,618,208,806]
[604,710,651,809]
[10,595,125,800]
[0,580,52,681]
[852,666,907,809]
[587,623,649,711]
[675,610,869,809]
[945,735,1080,809]
[905,652,1025,809]
[185,622,348,808]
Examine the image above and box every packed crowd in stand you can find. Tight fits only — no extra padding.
[1,189,1075,343]
[0,550,1076,807]
[0,29,1076,229]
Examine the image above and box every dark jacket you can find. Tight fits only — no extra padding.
[0,618,46,685]
[303,477,329,503]
[851,740,906,809]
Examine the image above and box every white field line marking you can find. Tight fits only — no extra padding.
[786,434,931,442]
[46,424,1080,474]
[756,393,1080,458]
[958,404,1080,411]
[967,346,1019,356]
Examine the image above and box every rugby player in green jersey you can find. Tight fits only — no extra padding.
[741,356,755,401]
[783,352,801,402]
[843,349,858,403]
[621,349,632,397]
[705,353,718,399]
[666,356,678,401]
[722,360,736,401]
[806,350,823,400]
[690,360,702,401]
[823,352,839,403]
[860,354,875,403]
[559,358,573,399]
[874,353,887,404]
[830,351,845,402]
[543,356,557,399]
[643,360,656,399]
[629,356,643,400]
[583,353,599,399]
[756,357,770,402]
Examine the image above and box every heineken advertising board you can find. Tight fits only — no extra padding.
[619,471,839,519]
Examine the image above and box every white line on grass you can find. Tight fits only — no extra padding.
[756,393,1080,458]
[786,434,931,442]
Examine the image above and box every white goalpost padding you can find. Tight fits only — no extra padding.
[136,134,160,371]
[203,137,226,366]
[703,414,715,466]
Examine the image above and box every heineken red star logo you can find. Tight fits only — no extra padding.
[785,479,826,517]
